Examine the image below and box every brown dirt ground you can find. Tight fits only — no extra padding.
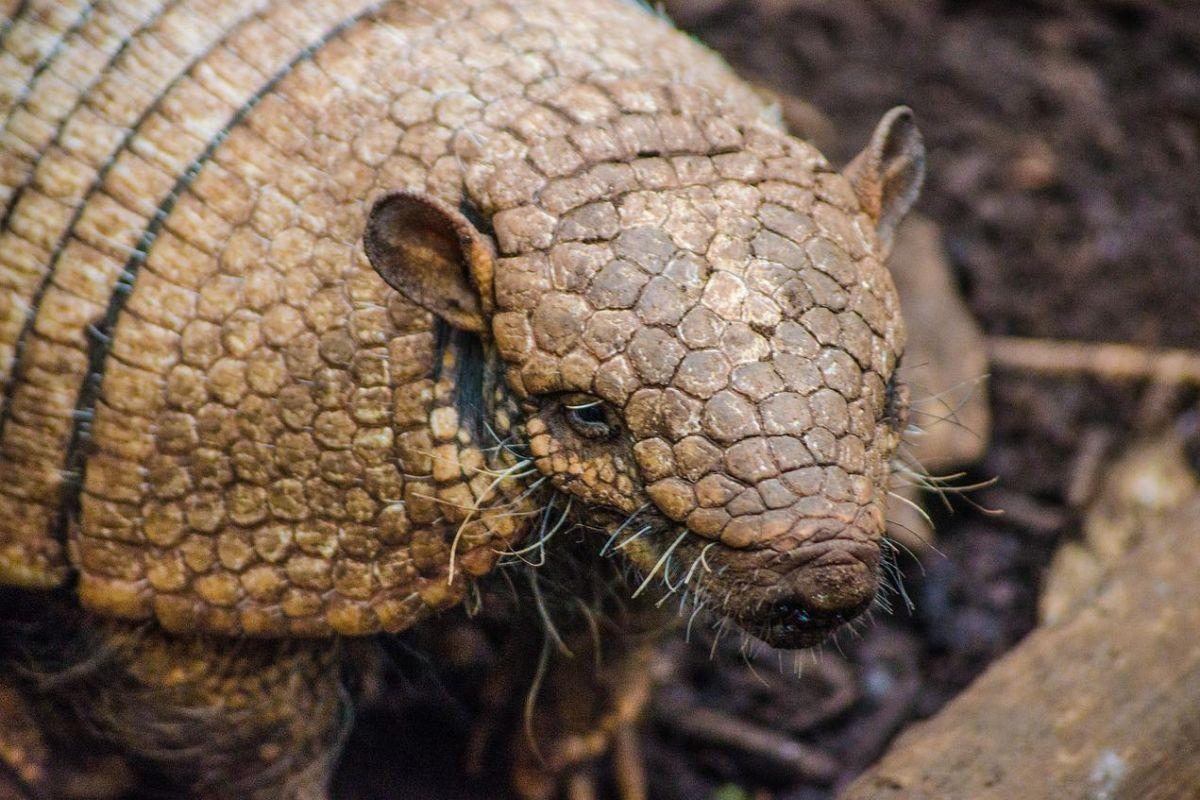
[333,3,1200,799]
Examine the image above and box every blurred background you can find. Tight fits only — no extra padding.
[337,1,1200,798]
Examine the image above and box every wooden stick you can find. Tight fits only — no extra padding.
[653,691,839,782]
[612,724,648,800]
[840,499,1200,799]
[988,335,1200,385]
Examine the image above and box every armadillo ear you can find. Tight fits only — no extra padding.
[843,106,925,259]
[364,191,494,334]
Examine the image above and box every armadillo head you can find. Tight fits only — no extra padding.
[365,108,924,649]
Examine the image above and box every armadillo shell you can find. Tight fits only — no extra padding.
[0,0,766,636]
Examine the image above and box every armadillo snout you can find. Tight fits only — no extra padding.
[704,531,881,649]
[759,556,879,648]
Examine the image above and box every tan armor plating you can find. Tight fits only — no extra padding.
[0,0,913,640]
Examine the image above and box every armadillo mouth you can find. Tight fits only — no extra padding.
[658,533,882,650]
[748,594,875,649]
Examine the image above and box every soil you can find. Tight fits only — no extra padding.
[334,3,1200,799]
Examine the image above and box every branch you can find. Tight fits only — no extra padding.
[840,498,1200,799]
[988,335,1200,386]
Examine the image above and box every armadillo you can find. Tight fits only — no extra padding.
[0,0,923,797]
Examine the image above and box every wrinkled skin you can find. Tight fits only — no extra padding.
[367,105,922,650]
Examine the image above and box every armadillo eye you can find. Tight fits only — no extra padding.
[562,396,616,441]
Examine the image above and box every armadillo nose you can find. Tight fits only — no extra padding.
[791,558,878,617]
[764,560,879,648]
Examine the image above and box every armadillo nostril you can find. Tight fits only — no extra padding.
[772,600,827,630]
[770,595,871,632]
[762,584,875,649]
[768,559,879,638]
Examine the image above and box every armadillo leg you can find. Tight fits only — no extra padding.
[0,678,49,800]
[0,675,131,800]
[6,597,347,800]
[509,631,654,800]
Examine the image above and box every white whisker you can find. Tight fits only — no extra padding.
[631,530,687,599]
